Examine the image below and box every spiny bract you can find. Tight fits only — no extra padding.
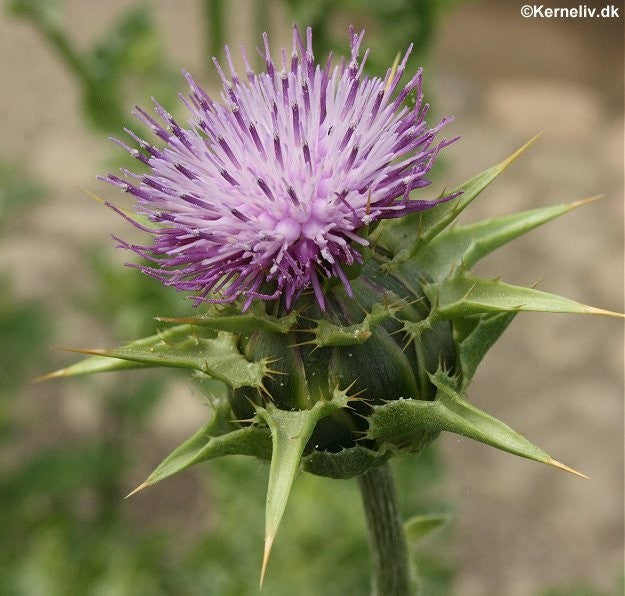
[42,25,622,587]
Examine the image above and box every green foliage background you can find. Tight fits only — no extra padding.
[1,2,457,594]
[1,1,622,595]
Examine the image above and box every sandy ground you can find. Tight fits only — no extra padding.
[1,1,623,594]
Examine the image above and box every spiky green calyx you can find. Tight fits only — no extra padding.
[40,139,622,581]
[230,257,454,443]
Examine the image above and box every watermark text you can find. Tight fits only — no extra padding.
[520,4,620,18]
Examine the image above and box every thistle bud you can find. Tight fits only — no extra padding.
[232,258,455,457]
[41,24,623,590]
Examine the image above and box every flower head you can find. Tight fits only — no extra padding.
[105,26,457,311]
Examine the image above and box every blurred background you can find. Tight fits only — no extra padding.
[0,1,622,594]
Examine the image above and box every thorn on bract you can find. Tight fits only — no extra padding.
[32,368,65,383]
[125,481,149,499]
[547,459,590,479]
[583,306,624,318]
[497,132,542,172]
[260,533,274,588]
[60,346,107,356]
[569,194,603,209]
[383,52,401,95]
[78,186,107,205]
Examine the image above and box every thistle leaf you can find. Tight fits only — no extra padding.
[256,387,352,586]
[416,198,599,279]
[374,135,540,264]
[157,303,300,334]
[126,398,272,497]
[404,514,450,545]
[36,324,201,381]
[425,271,623,319]
[302,445,389,479]
[367,370,586,476]
[35,354,149,381]
[57,329,272,389]
[453,312,517,389]
[412,134,541,252]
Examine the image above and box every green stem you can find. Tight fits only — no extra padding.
[27,12,90,81]
[357,461,414,596]
[203,0,225,71]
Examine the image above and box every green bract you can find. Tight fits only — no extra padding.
[41,138,621,579]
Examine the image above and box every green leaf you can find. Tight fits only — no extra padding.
[413,135,541,252]
[416,198,598,279]
[91,3,154,70]
[127,399,272,496]
[37,354,150,381]
[36,324,199,381]
[302,445,389,479]
[424,271,623,319]
[255,387,352,585]
[367,370,586,476]
[454,312,517,389]
[373,135,540,264]
[45,328,273,389]
[157,303,299,334]
[8,0,61,25]
[404,514,450,545]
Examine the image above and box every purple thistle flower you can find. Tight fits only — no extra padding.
[104,26,458,311]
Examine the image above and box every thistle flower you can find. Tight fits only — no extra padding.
[104,26,456,311]
[44,25,622,595]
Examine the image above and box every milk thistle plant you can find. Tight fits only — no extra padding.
[43,26,621,595]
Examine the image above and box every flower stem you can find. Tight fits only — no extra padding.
[357,461,414,596]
